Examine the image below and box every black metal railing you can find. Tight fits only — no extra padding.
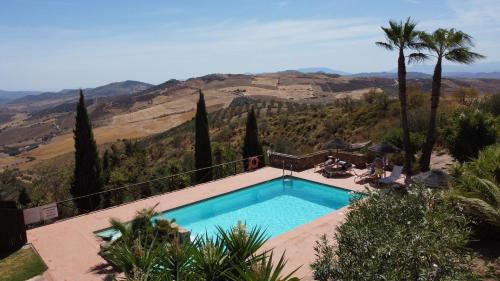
[27,156,264,228]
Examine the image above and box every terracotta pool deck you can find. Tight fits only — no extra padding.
[27,166,393,281]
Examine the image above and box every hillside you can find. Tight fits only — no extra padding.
[0,90,42,101]
[15,86,486,214]
[5,80,153,111]
[0,72,499,169]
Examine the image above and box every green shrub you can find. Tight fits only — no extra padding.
[382,127,425,153]
[311,188,475,281]
[272,138,298,155]
[445,109,497,163]
[479,94,500,116]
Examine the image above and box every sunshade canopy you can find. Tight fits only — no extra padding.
[325,138,348,150]
[412,169,450,188]
[368,142,400,154]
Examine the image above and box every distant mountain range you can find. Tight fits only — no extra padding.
[295,63,500,79]
[295,67,350,75]
[349,72,433,79]
[5,80,153,109]
[404,61,500,74]
[0,90,43,104]
[4,63,500,106]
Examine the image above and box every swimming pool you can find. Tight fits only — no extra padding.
[97,177,356,240]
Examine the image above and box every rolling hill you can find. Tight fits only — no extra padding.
[5,80,153,111]
[0,71,498,169]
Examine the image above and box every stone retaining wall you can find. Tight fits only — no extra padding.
[269,150,367,172]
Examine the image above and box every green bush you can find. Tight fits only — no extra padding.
[479,94,500,116]
[382,127,425,153]
[311,188,475,281]
[445,109,497,163]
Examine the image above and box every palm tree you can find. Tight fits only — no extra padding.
[419,28,484,171]
[376,18,426,176]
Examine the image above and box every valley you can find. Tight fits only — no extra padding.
[1,71,499,169]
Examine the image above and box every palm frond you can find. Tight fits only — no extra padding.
[380,26,399,47]
[216,224,269,264]
[402,17,420,44]
[448,28,474,48]
[407,52,429,64]
[445,47,485,64]
[110,218,130,238]
[225,251,301,281]
[375,41,394,51]
[452,195,500,228]
[388,20,402,38]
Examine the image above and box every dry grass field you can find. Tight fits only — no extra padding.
[1,72,497,170]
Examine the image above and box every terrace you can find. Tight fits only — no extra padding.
[27,152,403,281]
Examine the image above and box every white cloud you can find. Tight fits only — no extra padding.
[2,4,499,90]
[448,0,500,28]
[0,17,390,89]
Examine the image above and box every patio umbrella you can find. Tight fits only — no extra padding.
[325,138,348,158]
[412,169,450,188]
[368,142,401,175]
[368,142,400,154]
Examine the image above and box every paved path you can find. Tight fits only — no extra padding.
[28,166,380,281]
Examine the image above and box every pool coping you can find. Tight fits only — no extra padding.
[93,175,365,236]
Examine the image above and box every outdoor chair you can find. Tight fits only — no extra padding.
[378,165,403,185]
[314,158,335,172]
[322,160,354,178]
[353,158,383,183]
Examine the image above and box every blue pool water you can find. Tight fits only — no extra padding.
[97,177,355,240]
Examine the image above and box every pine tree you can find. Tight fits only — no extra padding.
[71,90,103,213]
[242,107,264,171]
[194,90,212,183]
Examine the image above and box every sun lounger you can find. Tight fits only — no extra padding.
[378,165,403,185]
[315,158,335,172]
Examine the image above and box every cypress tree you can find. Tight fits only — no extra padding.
[194,90,212,183]
[71,90,103,213]
[18,186,31,207]
[242,107,264,170]
[102,149,111,188]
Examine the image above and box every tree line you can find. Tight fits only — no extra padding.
[70,90,265,213]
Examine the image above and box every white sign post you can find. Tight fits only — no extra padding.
[23,206,41,225]
[40,203,58,220]
[23,203,59,225]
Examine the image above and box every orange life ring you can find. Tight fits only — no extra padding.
[248,156,259,170]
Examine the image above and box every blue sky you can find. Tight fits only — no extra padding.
[1,0,500,90]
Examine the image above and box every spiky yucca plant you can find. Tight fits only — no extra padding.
[103,214,301,281]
